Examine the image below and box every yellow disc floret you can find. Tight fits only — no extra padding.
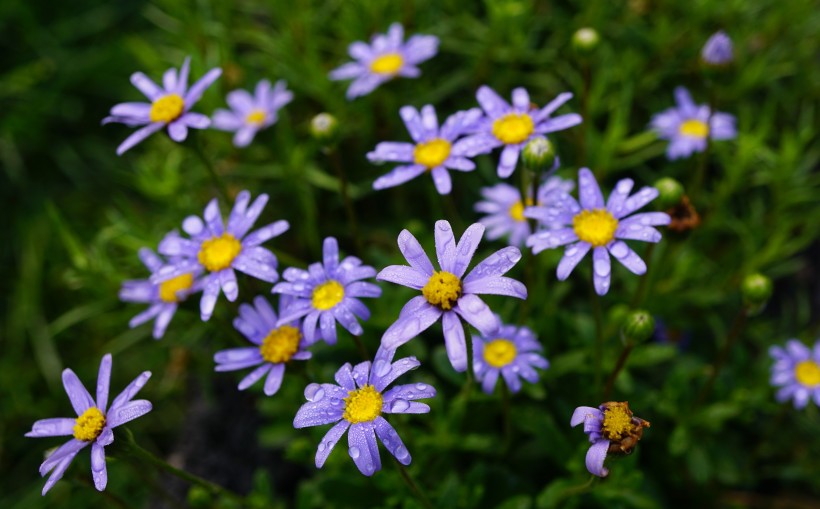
[150,94,185,123]
[159,273,195,303]
[245,109,267,126]
[343,384,383,424]
[679,119,709,138]
[795,360,820,387]
[422,271,462,310]
[413,138,452,169]
[312,280,345,311]
[73,407,106,442]
[483,339,518,368]
[572,209,619,247]
[509,198,535,222]
[601,402,634,441]
[492,113,535,145]
[370,53,404,75]
[198,233,242,272]
[259,325,301,364]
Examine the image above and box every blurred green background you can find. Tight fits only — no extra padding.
[3,0,820,507]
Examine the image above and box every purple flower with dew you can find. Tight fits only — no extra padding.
[273,237,381,345]
[769,339,820,409]
[650,86,736,160]
[293,346,435,476]
[570,401,650,478]
[329,23,439,100]
[103,57,222,155]
[701,30,733,65]
[119,248,202,339]
[476,175,573,247]
[368,105,482,195]
[453,86,582,178]
[526,168,671,296]
[153,190,289,321]
[26,354,152,495]
[472,318,548,394]
[214,295,311,396]
[212,80,293,148]
[377,220,527,372]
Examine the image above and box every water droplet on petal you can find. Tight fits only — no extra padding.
[394,446,409,461]
[317,442,326,452]
[610,243,627,258]
[373,360,391,377]
[391,399,410,412]
[349,447,360,459]
[415,383,427,391]
[305,383,325,402]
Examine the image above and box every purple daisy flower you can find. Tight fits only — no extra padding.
[329,23,439,100]
[272,237,381,345]
[526,168,671,296]
[475,176,574,247]
[377,220,527,372]
[214,295,311,396]
[293,346,436,476]
[472,318,549,394]
[26,354,152,495]
[570,401,650,478]
[650,86,736,160]
[103,56,222,155]
[368,105,482,195]
[701,30,733,65]
[453,86,582,178]
[769,339,820,409]
[153,190,289,321]
[119,248,202,339]
[212,79,294,148]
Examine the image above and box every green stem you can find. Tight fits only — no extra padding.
[352,334,370,361]
[562,475,597,500]
[603,343,634,400]
[395,461,434,509]
[695,307,748,407]
[463,319,475,395]
[327,148,363,254]
[500,382,512,451]
[73,472,133,509]
[443,192,464,232]
[590,274,604,393]
[192,136,229,203]
[630,243,656,309]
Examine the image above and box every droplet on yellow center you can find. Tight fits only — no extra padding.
[572,209,619,247]
[312,280,345,310]
[259,325,301,363]
[343,384,383,424]
[509,198,535,222]
[73,407,106,442]
[492,113,535,145]
[150,94,185,123]
[679,119,709,138]
[245,109,266,126]
[422,271,462,310]
[795,360,820,387]
[369,53,404,75]
[413,138,452,169]
[198,233,242,272]
[159,273,195,303]
[601,402,634,441]
[483,339,518,368]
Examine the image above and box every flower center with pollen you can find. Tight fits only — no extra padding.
[679,119,709,138]
[492,113,535,145]
[73,407,106,442]
[572,209,619,247]
[343,384,383,424]
[245,109,267,126]
[795,360,820,387]
[159,273,195,303]
[312,280,345,310]
[370,53,404,75]
[198,233,242,272]
[601,403,634,441]
[259,325,301,363]
[422,271,462,310]
[509,198,535,222]
[413,138,452,169]
[483,339,518,368]
[150,94,185,123]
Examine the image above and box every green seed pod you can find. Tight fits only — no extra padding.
[310,113,339,145]
[572,28,600,54]
[621,310,655,345]
[742,273,773,314]
[521,136,556,171]
[653,177,685,209]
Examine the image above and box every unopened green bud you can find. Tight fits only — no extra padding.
[572,28,600,54]
[653,177,685,209]
[621,310,655,344]
[187,486,212,509]
[742,273,772,313]
[521,136,556,171]
[310,113,339,144]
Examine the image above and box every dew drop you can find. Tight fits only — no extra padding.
[610,243,627,258]
[349,447,360,459]
[391,399,410,412]
[304,383,324,402]
[317,442,326,452]
[373,360,390,377]
[415,383,427,391]
[395,446,409,461]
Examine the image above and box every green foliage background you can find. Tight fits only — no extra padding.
[2,0,819,507]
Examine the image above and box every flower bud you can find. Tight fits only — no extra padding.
[742,273,772,314]
[621,310,655,345]
[701,30,733,66]
[187,486,213,508]
[310,113,339,144]
[572,28,600,54]
[653,177,685,209]
[521,136,556,171]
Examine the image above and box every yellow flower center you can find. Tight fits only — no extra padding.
[149,94,185,124]
[483,339,518,368]
[245,109,266,126]
[73,407,106,442]
[795,360,820,387]
[259,325,301,364]
[422,271,462,310]
[370,53,404,75]
[198,233,242,272]
[679,119,709,138]
[509,198,535,222]
[572,209,619,247]
[158,273,195,303]
[343,384,383,424]
[492,113,535,145]
[413,138,452,169]
[601,402,634,441]
[312,280,345,311]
